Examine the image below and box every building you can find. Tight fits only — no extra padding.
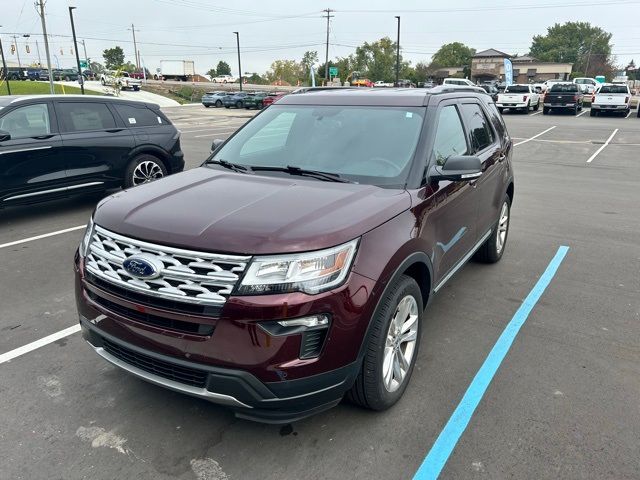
[430,66,465,83]
[471,49,572,84]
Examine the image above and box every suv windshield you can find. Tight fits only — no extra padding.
[598,85,628,94]
[208,105,425,187]
[550,84,578,92]
[505,85,530,93]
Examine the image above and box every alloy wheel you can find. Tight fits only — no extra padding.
[496,201,509,254]
[132,161,164,186]
[382,295,419,393]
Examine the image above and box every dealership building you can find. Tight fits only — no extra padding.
[471,48,573,84]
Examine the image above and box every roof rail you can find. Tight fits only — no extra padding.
[428,85,487,95]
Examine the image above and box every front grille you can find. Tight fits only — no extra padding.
[103,338,208,388]
[85,225,251,307]
[87,290,215,336]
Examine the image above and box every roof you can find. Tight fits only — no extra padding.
[512,55,537,62]
[0,95,159,109]
[277,86,488,107]
[473,48,511,58]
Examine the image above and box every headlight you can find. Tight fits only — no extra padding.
[237,239,359,295]
[79,216,94,257]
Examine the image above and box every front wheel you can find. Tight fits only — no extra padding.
[590,109,597,117]
[123,154,167,188]
[543,107,550,115]
[215,100,222,107]
[348,275,422,411]
[474,195,511,263]
[533,101,540,111]
[236,101,243,109]
[498,107,504,114]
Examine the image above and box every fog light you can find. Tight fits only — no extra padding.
[278,315,329,328]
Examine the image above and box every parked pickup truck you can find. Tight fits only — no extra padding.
[542,82,584,115]
[496,84,540,113]
[100,71,142,91]
[590,83,631,117]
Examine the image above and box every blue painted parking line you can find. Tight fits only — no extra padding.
[413,245,570,480]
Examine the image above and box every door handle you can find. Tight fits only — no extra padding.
[105,128,125,133]
[32,134,55,140]
[498,154,506,162]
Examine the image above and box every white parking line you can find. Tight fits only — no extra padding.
[0,325,81,365]
[531,110,543,116]
[586,128,619,163]
[513,126,556,146]
[0,225,85,250]
[577,109,590,117]
[625,110,633,119]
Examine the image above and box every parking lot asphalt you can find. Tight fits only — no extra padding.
[1,105,639,480]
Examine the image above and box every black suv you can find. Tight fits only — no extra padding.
[0,95,184,207]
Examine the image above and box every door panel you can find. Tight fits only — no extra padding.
[416,103,478,284]
[0,102,66,203]
[54,101,135,187]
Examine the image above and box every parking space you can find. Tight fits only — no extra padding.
[1,105,639,479]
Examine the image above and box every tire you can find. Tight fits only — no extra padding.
[498,107,504,114]
[474,195,511,264]
[236,101,243,109]
[347,275,423,411]
[533,101,540,111]
[543,107,549,115]
[215,100,222,107]
[223,80,227,84]
[133,86,140,91]
[123,154,167,189]
[225,106,230,109]
[574,105,579,116]
[257,101,264,110]
[525,101,531,113]
[204,104,210,108]
[590,109,597,117]
[637,107,640,118]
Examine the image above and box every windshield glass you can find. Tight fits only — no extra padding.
[598,85,628,94]
[505,85,529,93]
[550,84,577,92]
[208,105,425,187]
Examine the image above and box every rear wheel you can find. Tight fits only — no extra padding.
[574,105,579,115]
[474,195,511,264]
[124,154,167,188]
[543,107,550,115]
[236,100,243,109]
[215,100,222,107]
[533,101,540,111]
[348,275,422,411]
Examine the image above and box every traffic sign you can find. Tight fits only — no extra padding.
[329,67,338,77]
[80,60,88,68]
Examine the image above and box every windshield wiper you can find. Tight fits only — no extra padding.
[252,165,353,183]
[205,159,252,173]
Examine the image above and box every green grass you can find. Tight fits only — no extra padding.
[0,81,98,96]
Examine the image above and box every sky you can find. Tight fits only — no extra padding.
[2,0,639,75]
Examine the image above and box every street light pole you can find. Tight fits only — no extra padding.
[35,39,42,66]
[233,31,242,92]
[37,0,55,94]
[395,16,401,86]
[0,35,11,95]
[68,6,84,94]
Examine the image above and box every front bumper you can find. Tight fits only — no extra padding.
[81,318,359,423]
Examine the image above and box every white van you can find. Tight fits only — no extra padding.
[442,78,475,87]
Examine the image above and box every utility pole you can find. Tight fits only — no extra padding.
[233,31,242,91]
[68,6,84,94]
[395,16,401,86]
[323,8,334,84]
[12,35,22,69]
[128,24,140,70]
[37,0,55,94]
[0,36,11,95]
[81,39,88,71]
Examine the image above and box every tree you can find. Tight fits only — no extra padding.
[245,73,267,85]
[216,61,231,76]
[530,22,613,76]
[300,50,319,79]
[265,59,302,85]
[353,37,409,82]
[103,46,125,70]
[430,42,476,68]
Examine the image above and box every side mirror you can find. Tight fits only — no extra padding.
[0,130,11,142]
[211,138,224,152]
[430,155,482,182]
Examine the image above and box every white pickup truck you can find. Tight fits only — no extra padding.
[496,84,540,113]
[100,71,142,91]
[590,83,631,116]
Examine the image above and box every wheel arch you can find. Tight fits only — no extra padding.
[127,145,173,172]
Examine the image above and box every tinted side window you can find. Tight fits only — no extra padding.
[461,104,495,153]
[432,105,467,166]
[0,103,51,139]
[114,104,165,127]
[57,102,116,132]
[486,102,507,144]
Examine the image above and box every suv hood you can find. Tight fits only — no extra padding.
[94,167,411,254]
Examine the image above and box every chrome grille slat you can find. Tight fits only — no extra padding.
[86,225,250,306]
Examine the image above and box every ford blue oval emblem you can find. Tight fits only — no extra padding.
[123,255,162,279]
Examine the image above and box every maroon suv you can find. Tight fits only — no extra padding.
[75,87,514,423]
